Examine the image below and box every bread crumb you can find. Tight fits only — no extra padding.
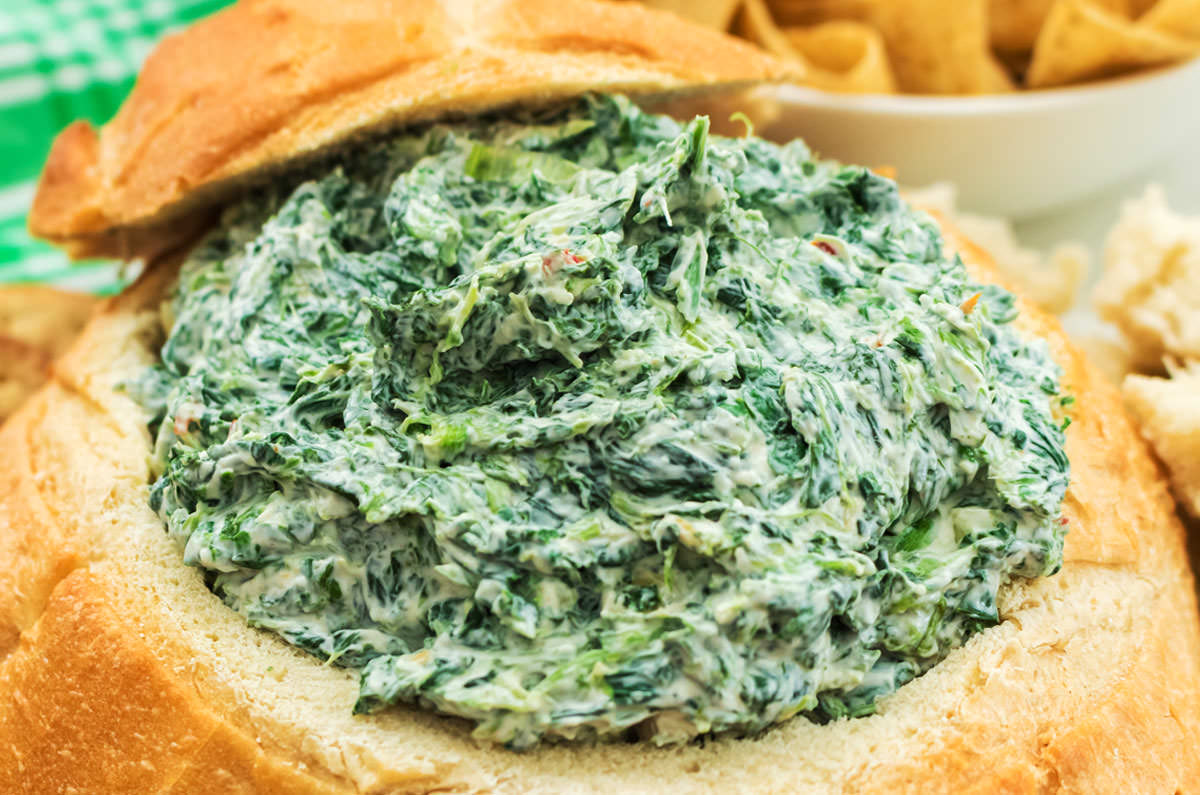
[1094,185,1200,371]
[1123,359,1200,519]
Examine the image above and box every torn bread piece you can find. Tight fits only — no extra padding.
[1094,185,1200,371]
[1124,359,1200,518]
[1094,187,1200,519]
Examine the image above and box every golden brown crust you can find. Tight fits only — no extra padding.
[28,0,793,262]
[0,570,350,794]
[1,220,1198,793]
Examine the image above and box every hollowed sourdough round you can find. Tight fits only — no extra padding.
[6,1,1200,792]
[2,232,1198,794]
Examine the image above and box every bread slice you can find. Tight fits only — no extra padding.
[27,0,793,263]
[6,1,1199,791]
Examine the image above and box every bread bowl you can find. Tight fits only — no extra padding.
[4,0,1200,792]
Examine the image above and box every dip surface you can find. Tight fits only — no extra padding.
[138,95,1069,749]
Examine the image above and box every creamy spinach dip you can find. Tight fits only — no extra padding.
[137,94,1070,749]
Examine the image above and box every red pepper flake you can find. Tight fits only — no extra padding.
[1058,517,1069,526]
[542,249,583,275]
[960,292,982,315]
[173,414,193,436]
[812,240,837,256]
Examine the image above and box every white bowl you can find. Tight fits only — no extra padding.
[761,57,1200,219]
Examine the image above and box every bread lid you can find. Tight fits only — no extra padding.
[28,0,794,262]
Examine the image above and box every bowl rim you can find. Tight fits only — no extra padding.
[771,55,1200,115]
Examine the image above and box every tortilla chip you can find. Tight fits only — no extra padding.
[988,0,1130,50]
[641,0,744,30]
[990,0,1057,51]
[783,20,897,93]
[993,47,1035,83]
[1028,0,1199,87]
[1140,0,1200,40]
[737,0,805,59]
[865,0,1015,93]
[765,0,871,26]
[1130,0,1165,15]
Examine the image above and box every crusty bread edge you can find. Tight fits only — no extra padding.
[28,0,796,262]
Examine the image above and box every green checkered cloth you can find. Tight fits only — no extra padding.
[0,0,232,294]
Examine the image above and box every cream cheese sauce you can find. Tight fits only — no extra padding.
[136,95,1070,749]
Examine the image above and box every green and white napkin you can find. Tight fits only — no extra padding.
[0,0,231,293]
